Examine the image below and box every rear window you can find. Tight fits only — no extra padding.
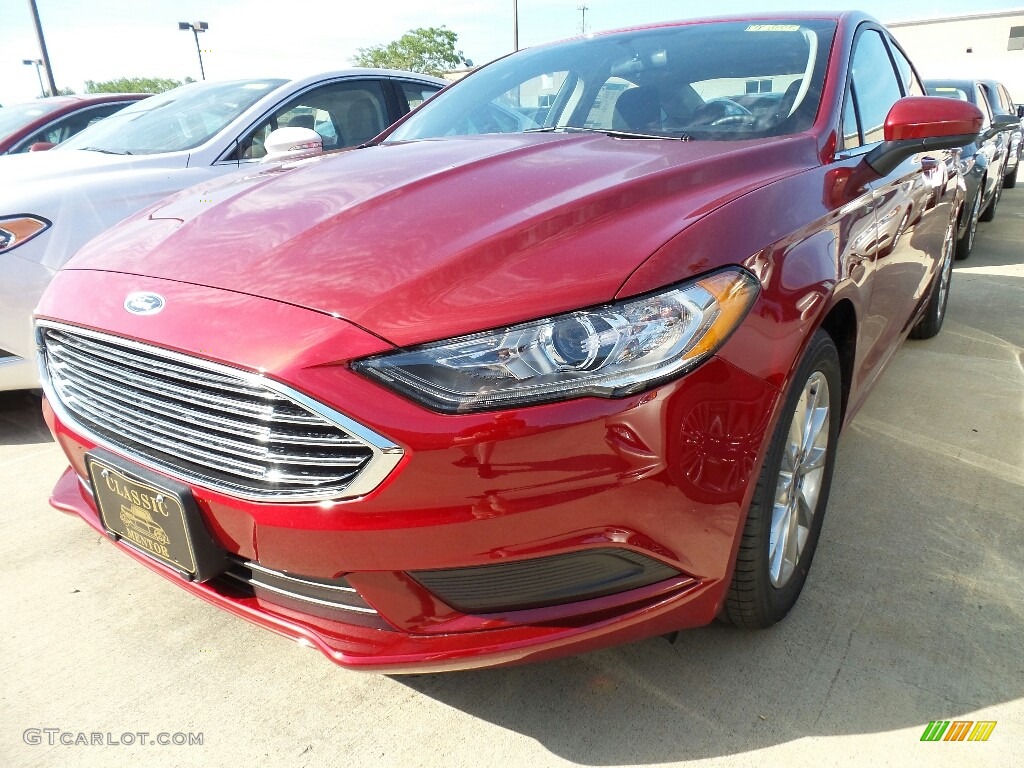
[927,86,970,102]
[0,100,65,138]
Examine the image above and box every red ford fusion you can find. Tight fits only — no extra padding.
[35,13,981,671]
[0,93,147,154]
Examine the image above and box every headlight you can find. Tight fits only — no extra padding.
[0,215,50,253]
[354,268,760,413]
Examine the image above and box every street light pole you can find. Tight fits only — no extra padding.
[513,0,519,52]
[22,59,45,98]
[27,0,57,96]
[178,21,209,80]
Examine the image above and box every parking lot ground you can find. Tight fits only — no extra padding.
[1,189,1022,768]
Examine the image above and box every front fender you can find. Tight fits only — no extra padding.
[618,163,862,394]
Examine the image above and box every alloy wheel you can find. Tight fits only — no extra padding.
[936,221,955,324]
[966,191,981,251]
[769,371,831,588]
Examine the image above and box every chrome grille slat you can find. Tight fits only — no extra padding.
[48,339,309,424]
[40,323,401,501]
[53,369,368,467]
[244,560,358,593]
[216,557,393,630]
[48,356,363,448]
[52,331,276,398]
[53,389,356,486]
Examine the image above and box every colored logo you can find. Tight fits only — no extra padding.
[921,720,997,742]
[124,292,165,315]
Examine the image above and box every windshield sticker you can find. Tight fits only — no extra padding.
[745,24,801,32]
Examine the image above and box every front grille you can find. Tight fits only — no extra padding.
[40,323,402,502]
[218,557,392,630]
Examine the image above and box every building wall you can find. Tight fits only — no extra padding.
[887,10,1024,102]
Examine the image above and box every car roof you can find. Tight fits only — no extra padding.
[279,68,448,90]
[3,93,148,110]
[552,10,870,40]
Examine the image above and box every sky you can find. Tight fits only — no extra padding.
[2,0,1022,105]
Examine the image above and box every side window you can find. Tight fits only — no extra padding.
[849,30,903,145]
[981,83,1011,116]
[235,80,389,160]
[399,82,442,111]
[976,85,993,126]
[887,43,924,96]
[14,103,126,152]
[82,103,129,127]
[842,87,861,150]
[998,85,1015,114]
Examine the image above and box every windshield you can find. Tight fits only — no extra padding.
[59,79,287,155]
[0,100,66,138]
[387,21,837,143]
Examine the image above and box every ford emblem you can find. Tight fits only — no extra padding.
[123,292,166,315]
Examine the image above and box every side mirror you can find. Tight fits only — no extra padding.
[1017,105,1024,119]
[260,127,323,163]
[28,141,56,152]
[864,97,983,176]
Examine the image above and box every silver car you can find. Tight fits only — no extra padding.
[0,70,445,391]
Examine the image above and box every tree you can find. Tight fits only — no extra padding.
[84,77,196,94]
[352,27,464,77]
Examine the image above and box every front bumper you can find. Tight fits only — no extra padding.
[39,270,782,671]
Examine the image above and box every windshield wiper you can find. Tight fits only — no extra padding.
[80,147,132,155]
[524,126,692,141]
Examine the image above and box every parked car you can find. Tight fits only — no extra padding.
[924,79,1018,258]
[0,70,445,391]
[977,79,1023,188]
[0,94,148,155]
[36,12,980,671]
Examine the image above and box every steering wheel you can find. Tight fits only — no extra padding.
[687,98,755,128]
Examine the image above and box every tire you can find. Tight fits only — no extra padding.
[955,187,982,260]
[979,173,1002,222]
[1005,163,1018,189]
[721,330,842,629]
[910,216,956,340]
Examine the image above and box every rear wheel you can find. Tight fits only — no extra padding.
[721,330,841,628]
[1005,163,1018,189]
[955,187,982,260]
[910,217,956,340]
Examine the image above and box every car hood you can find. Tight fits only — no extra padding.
[67,133,818,347]
[0,146,186,183]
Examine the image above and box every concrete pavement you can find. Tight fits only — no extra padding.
[1,189,1022,768]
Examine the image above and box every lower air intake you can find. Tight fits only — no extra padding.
[410,548,682,613]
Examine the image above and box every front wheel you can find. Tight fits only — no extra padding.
[910,217,956,340]
[979,174,1002,222]
[955,187,982,260]
[721,330,841,628]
